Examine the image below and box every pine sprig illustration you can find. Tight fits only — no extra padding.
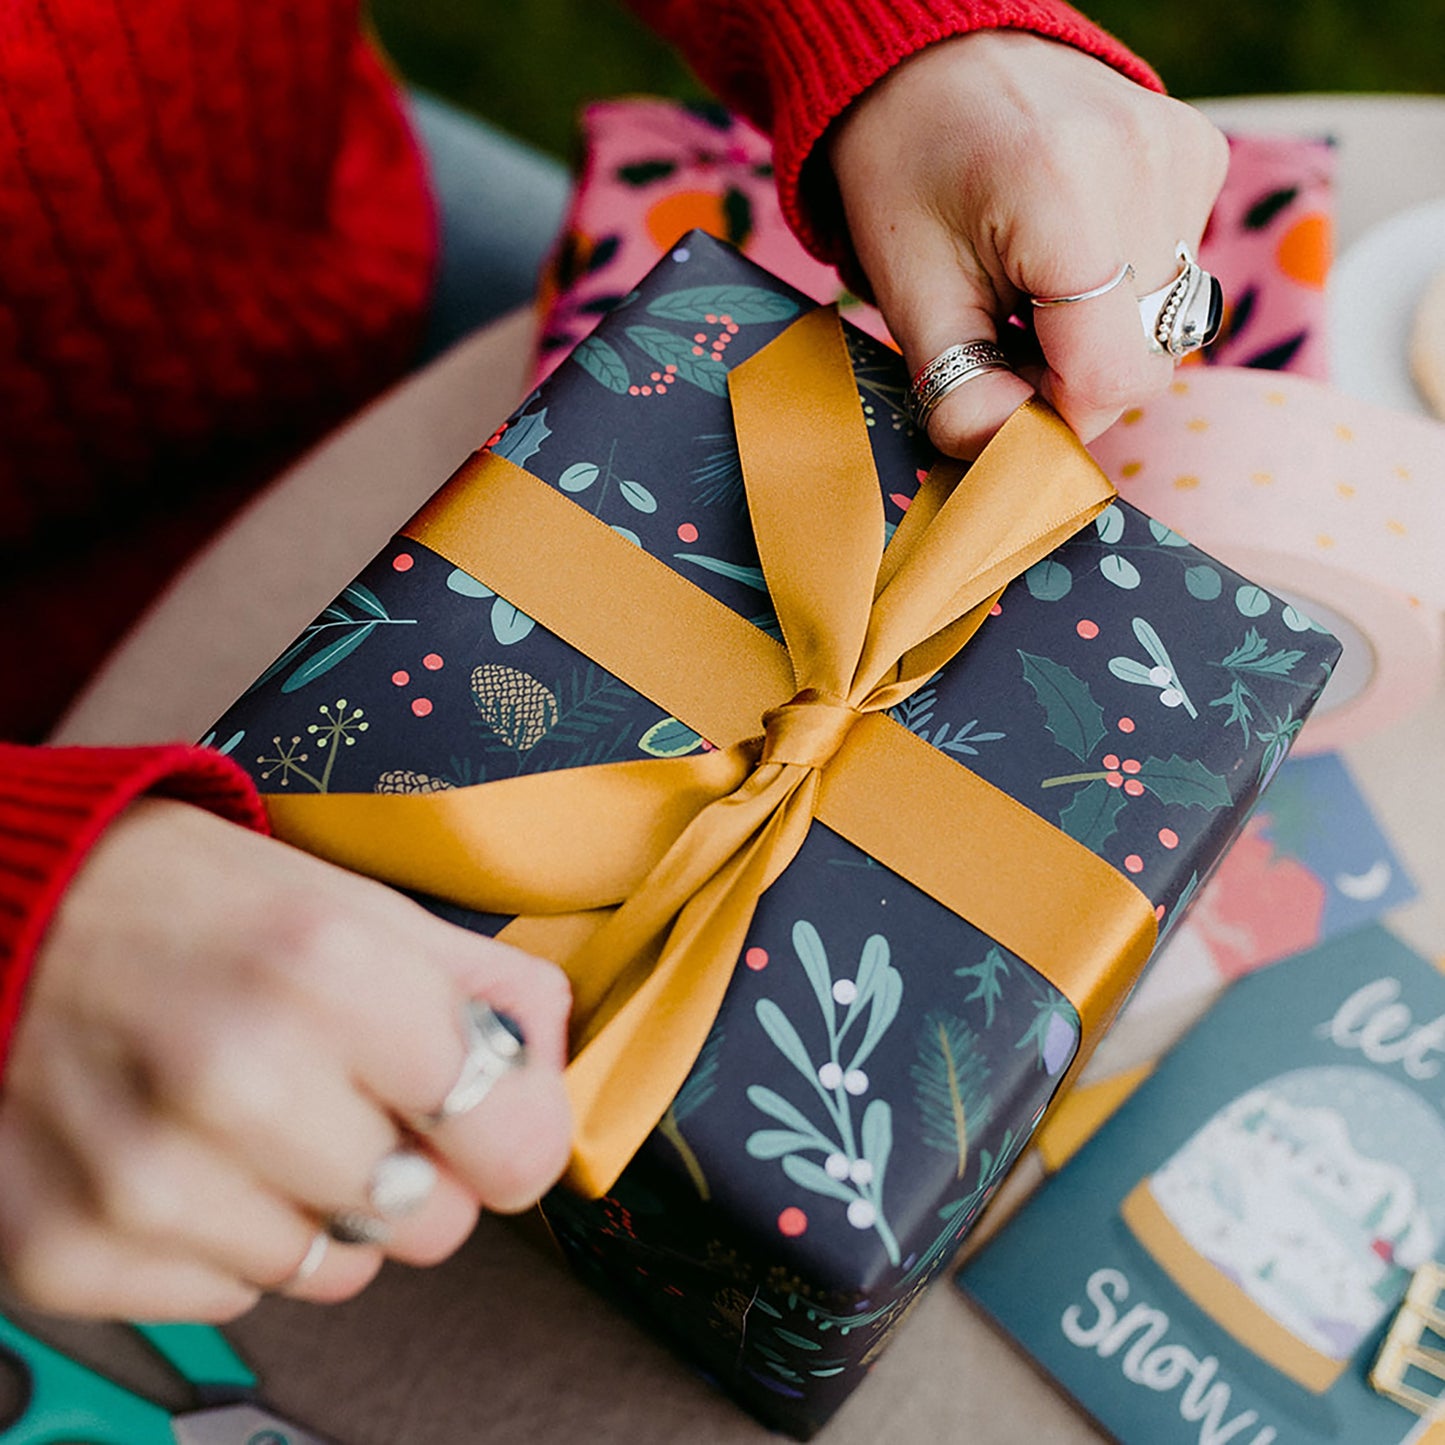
[911,1012,992,1179]
[659,1026,724,1200]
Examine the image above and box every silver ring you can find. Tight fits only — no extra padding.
[326,1211,392,1248]
[906,341,1013,430]
[1029,261,1135,308]
[1137,241,1224,359]
[415,1001,526,1130]
[275,1230,329,1291]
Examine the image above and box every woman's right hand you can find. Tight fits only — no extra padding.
[0,798,573,1320]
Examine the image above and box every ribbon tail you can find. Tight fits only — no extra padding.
[560,771,819,1197]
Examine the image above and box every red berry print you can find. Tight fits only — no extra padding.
[1076,619,1100,640]
[411,698,433,718]
[889,492,912,512]
[677,522,699,543]
[1118,717,1136,734]
[745,946,769,971]
[778,1207,808,1238]
[1124,779,1146,796]
[1102,754,1120,770]
[392,553,414,572]
[989,602,1003,617]
[1155,903,1167,921]
[1105,771,1124,788]
[1124,854,1144,874]
[392,670,410,687]
[423,653,444,671]
[1122,758,1141,774]
[1158,828,1179,849]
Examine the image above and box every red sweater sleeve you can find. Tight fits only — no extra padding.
[627,0,1162,270]
[0,745,268,1078]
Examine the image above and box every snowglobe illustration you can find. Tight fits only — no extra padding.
[1121,1066,1445,1394]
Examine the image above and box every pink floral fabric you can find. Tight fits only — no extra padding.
[534,99,1336,384]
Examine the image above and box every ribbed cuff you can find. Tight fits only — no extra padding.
[759,0,1164,268]
[0,744,268,1077]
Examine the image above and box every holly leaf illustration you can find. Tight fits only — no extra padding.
[571,336,630,394]
[673,553,768,590]
[644,286,799,324]
[1019,651,1106,761]
[1058,779,1127,850]
[492,407,551,467]
[1139,754,1233,810]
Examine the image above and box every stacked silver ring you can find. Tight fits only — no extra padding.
[905,340,1013,431]
[1137,242,1223,359]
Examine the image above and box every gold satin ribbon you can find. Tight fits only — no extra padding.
[267,307,1158,1196]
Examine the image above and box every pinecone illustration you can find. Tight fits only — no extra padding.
[471,664,558,752]
[374,769,456,795]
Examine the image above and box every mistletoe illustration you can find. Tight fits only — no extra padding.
[745,920,904,1264]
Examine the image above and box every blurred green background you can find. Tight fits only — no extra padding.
[372,0,1445,160]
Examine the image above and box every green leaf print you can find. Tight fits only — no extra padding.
[673,553,769,590]
[558,461,600,493]
[645,285,800,324]
[1138,754,1232,810]
[1100,554,1142,589]
[625,325,729,395]
[492,407,551,467]
[638,716,704,757]
[618,479,658,513]
[1058,778,1128,849]
[571,336,631,394]
[954,947,1010,1029]
[756,999,818,1083]
[1095,505,1126,544]
[1024,558,1073,601]
[1019,651,1106,762]
[280,621,378,693]
[782,1155,858,1206]
[490,597,537,646]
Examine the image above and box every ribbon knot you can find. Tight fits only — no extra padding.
[759,690,861,771]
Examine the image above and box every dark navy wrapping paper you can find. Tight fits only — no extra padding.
[212,233,1340,1436]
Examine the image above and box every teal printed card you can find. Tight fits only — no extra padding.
[960,925,1445,1444]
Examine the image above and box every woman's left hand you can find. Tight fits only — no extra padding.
[828,29,1230,457]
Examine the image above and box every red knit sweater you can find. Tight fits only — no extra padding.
[0,0,1156,1074]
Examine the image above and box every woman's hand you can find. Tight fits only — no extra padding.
[829,29,1230,456]
[0,799,572,1320]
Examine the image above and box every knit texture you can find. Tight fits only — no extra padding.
[0,0,435,741]
[628,0,1161,271]
[0,0,1152,1079]
[0,744,269,1076]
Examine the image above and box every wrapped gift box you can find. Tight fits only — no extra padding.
[212,233,1339,1437]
